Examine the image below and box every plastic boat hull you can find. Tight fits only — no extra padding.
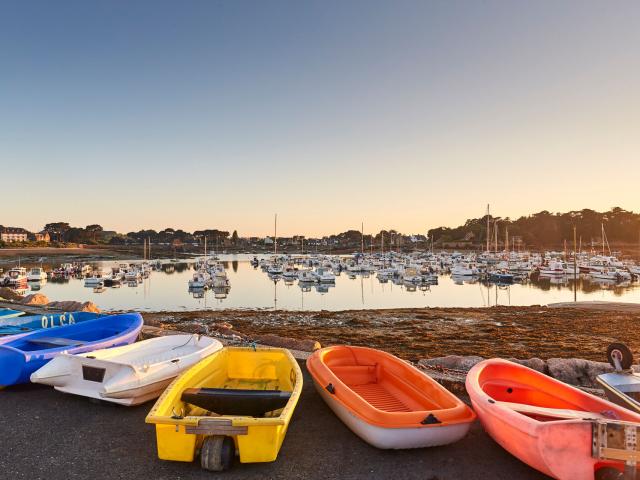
[0,313,143,387]
[146,346,302,464]
[313,379,472,449]
[466,359,640,479]
[31,334,222,405]
[0,312,100,339]
[307,346,475,449]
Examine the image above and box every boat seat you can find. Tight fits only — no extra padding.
[496,401,608,420]
[27,337,88,347]
[181,388,291,417]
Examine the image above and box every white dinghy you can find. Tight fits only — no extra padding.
[31,334,223,405]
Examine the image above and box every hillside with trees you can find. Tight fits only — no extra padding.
[427,208,640,249]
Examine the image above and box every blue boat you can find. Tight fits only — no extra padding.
[0,312,143,387]
[0,312,101,337]
[489,272,514,284]
[0,308,25,320]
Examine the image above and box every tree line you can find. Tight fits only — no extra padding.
[427,208,640,248]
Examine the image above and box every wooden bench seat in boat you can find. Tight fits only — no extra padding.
[27,337,88,347]
[181,388,292,417]
[495,401,609,420]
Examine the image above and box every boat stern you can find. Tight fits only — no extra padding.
[30,356,73,387]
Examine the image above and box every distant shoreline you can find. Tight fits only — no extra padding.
[0,247,106,257]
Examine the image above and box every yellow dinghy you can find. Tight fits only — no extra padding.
[146,346,302,472]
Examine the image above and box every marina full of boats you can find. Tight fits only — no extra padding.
[3,306,640,478]
[3,249,640,311]
[250,248,640,288]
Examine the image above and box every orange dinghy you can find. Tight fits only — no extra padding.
[306,346,475,449]
[466,359,640,480]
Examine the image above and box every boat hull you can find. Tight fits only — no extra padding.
[0,313,143,387]
[466,359,640,479]
[31,335,222,406]
[307,346,475,450]
[313,379,471,449]
[0,312,100,339]
[146,346,302,465]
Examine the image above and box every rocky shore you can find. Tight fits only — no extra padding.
[144,305,638,362]
[0,288,100,313]
[2,290,636,394]
[141,304,639,394]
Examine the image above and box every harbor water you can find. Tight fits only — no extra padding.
[6,254,640,312]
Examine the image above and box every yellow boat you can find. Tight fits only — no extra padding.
[145,346,302,471]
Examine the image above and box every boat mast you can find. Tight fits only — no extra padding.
[274,213,278,256]
[573,225,577,302]
[486,204,490,253]
[361,221,364,254]
[505,227,509,253]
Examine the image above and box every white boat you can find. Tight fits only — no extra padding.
[314,267,335,283]
[30,335,223,406]
[2,267,28,287]
[188,270,211,289]
[298,269,318,282]
[450,263,477,276]
[267,263,284,275]
[538,260,565,276]
[590,268,625,281]
[84,276,104,287]
[282,265,298,279]
[27,267,47,282]
[124,269,141,281]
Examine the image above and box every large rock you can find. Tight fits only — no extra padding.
[509,357,547,373]
[546,358,614,388]
[21,293,49,305]
[0,287,24,302]
[178,322,208,335]
[45,300,100,313]
[418,355,484,372]
[80,301,100,313]
[252,333,321,352]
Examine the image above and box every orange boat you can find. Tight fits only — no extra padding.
[466,359,640,480]
[306,346,475,449]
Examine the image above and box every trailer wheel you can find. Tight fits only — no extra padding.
[607,343,634,371]
[595,467,624,480]
[200,435,235,472]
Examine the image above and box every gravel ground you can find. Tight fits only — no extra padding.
[0,361,547,480]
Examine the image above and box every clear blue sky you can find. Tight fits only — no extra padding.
[2,1,639,236]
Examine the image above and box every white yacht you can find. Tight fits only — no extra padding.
[27,267,47,282]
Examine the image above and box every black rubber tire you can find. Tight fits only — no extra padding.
[200,435,235,472]
[595,467,624,480]
[607,343,634,370]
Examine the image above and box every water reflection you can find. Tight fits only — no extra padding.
[2,255,640,311]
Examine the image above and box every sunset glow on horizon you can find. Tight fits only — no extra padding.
[1,1,639,236]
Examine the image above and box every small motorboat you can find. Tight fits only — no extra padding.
[31,334,222,405]
[0,311,101,340]
[306,346,476,449]
[597,343,640,414]
[0,313,143,387]
[26,267,47,282]
[146,346,302,471]
[467,358,640,480]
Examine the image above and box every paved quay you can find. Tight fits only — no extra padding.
[0,360,547,480]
